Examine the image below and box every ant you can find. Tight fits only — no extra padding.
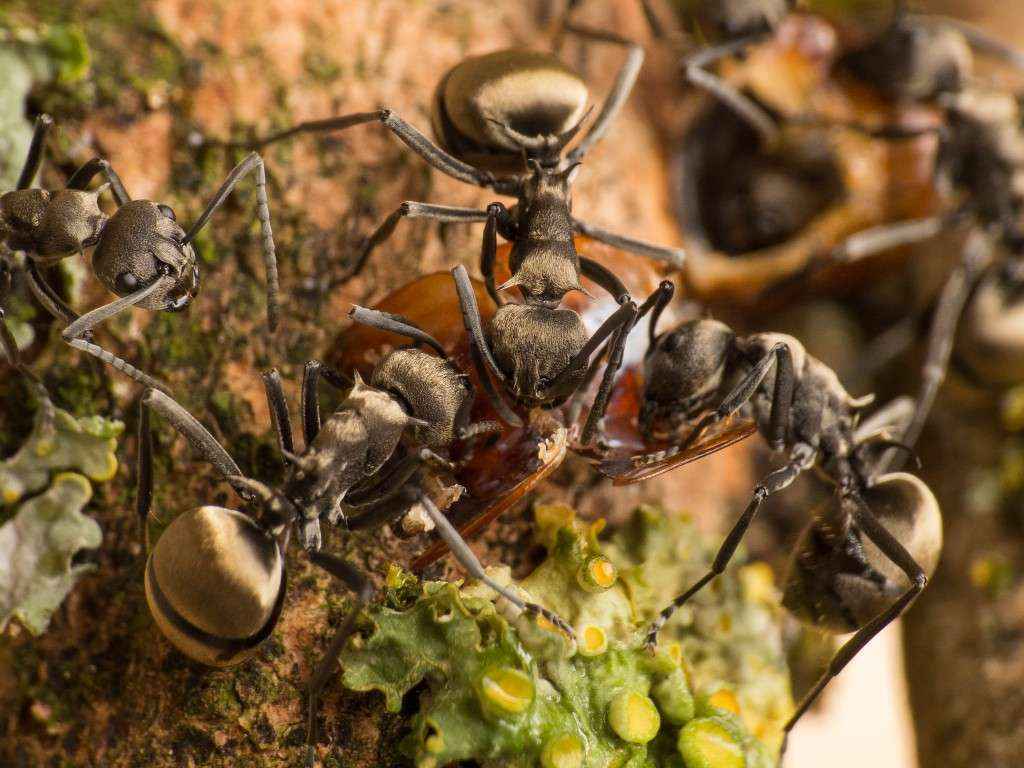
[0,114,280,392]
[325,234,676,571]
[221,25,684,294]
[449,209,675,448]
[624,1,1024,144]
[783,17,1024,451]
[136,306,571,744]
[599,308,942,749]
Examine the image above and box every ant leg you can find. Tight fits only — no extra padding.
[348,305,448,357]
[548,298,638,394]
[577,280,674,442]
[416,492,576,640]
[0,305,55,434]
[261,369,296,456]
[181,152,280,331]
[305,550,375,746]
[684,35,779,145]
[140,388,243,480]
[853,396,916,447]
[300,359,350,448]
[572,217,686,268]
[66,158,131,205]
[451,265,523,427]
[299,359,350,449]
[332,202,489,288]
[26,261,80,325]
[677,340,793,454]
[580,257,629,302]
[831,216,947,265]
[561,23,644,163]
[885,229,993,470]
[580,321,630,444]
[641,279,675,346]
[760,212,952,301]
[646,443,817,649]
[345,454,423,513]
[136,389,155,535]
[783,491,927,747]
[480,203,512,308]
[137,387,255,536]
[231,109,511,194]
[61,278,172,392]
[16,114,53,190]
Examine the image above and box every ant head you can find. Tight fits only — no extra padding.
[1,188,108,257]
[640,319,735,434]
[92,200,199,312]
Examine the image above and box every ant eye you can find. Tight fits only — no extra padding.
[157,204,177,221]
[114,271,141,294]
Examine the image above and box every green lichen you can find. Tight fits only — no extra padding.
[0,472,99,634]
[340,505,793,768]
[1,407,123,507]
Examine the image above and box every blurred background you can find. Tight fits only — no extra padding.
[2,1,1023,766]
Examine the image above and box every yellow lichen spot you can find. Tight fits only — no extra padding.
[578,625,608,656]
[478,666,534,716]
[677,718,745,768]
[536,614,557,633]
[577,555,617,593]
[970,557,993,589]
[1002,385,1024,431]
[1000,447,1024,492]
[608,691,661,744]
[708,689,741,716]
[386,563,405,589]
[716,613,732,634]
[34,438,55,458]
[665,642,684,667]
[424,729,444,754]
[541,733,584,768]
[738,562,776,606]
[89,452,119,482]
[2,484,19,505]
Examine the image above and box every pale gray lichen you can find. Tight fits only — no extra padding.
[0,407,122,635]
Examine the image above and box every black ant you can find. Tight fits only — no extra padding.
[221,25,684,296]
[136,306,571,745]
[0,114,280,392]
[599,310,942,749]
[786,21,1024,451]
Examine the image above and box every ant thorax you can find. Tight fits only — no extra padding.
[741,332,868,457]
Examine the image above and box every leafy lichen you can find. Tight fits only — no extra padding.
[340,504,793,768]
[0,407,123,635]
[0,407,123,507]
[0,472,99,634]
